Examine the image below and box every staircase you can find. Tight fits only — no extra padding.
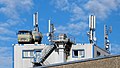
[33,45,56,66]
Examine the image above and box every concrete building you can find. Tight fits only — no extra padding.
[13,14,111,68]
[13,42,109,68]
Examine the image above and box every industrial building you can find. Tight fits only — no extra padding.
[13,12,111,68]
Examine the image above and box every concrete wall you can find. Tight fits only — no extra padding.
[94,45,109,57]
[46,55,120,68]
[14,44,110,68]
[67,44,93,61]
[14,44,46,68]
[14,44,67,67]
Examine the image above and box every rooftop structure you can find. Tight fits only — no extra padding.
[13,13,111,68]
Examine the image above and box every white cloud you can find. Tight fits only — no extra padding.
[0,0,33,19]
[56,22,88,35]
[51,0,88,35]
[0,47,12,68]
[0,19,21,27]
[51,0,69,11]
[0,27,15,35]
[18,0,33,11]
[84,0,120,19]
[51,0,120,36]
[0,47,12,57]
[0,26,16,41]
[0,36,16,41]
[0,57,12,68]
[70,3,86,21]
[0,0,33,68]
[0,0,33,41]
[51,0,86,22]
[111,43,120,55]
[52,0,120,20]
[0,0,33,28]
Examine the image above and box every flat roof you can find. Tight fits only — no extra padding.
[34,55,120,68]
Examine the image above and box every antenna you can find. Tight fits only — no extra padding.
[104,24,112,52]
[93,16,96,29]
[47,20,55,44]
[48,20,51,33]
[88,15,96,44]
[33,12,39,32]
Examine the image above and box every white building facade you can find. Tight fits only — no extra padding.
[13,43,109,68]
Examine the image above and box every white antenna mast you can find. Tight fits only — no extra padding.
[33,12,39,32]
[48,20,51,33]
[88,15,96,44]
[47,20,55,44]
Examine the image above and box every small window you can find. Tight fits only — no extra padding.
[23,50,34,58]
[72,49,85,58]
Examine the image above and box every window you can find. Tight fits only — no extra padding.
[72,49,85,58]
[22,50,34,58]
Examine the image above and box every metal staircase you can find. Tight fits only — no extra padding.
[33,45,56,66]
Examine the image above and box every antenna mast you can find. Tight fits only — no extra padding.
[87,15,96,44]
[47,20,55,44]
[104,24,112,52]
[33,12,39,32]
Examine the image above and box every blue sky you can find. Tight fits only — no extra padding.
[0,0,120,68]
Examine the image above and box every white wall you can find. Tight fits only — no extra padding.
[94,45,110,57]
[44,44,67,65]
[14,44,67,67]
[67,44,93,61]
[14,44,46,68]
[13,43,110,68]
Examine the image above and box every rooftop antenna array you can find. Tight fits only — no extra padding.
[87,15,96,44]
[33,12,39,32]
[104,24,112,52]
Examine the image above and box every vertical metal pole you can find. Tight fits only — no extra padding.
[104,24,105,49]
[48,20,51,33]
[104,24,107,50]
[33,12,39,32]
